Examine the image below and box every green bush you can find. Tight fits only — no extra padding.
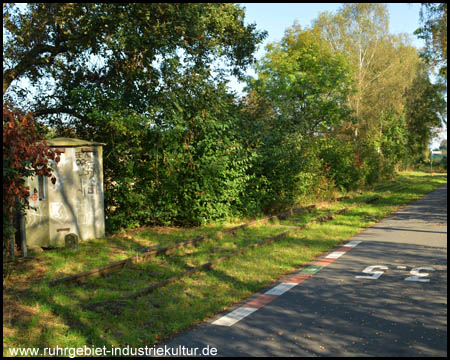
[102,83,256,231]
[320,140,361,191]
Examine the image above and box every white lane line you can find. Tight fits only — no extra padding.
[325,251,346,259]
[264,282,298,296]
[212,307,258,326]
[343,240,362,247]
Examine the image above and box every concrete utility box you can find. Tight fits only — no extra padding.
[25,137,106,249]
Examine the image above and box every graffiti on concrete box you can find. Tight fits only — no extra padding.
[50,202,69,224]
[75,149,97,196]
[27,206,43,226]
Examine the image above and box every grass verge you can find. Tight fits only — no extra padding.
[2,171,446,355]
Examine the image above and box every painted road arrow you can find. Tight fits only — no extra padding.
[161,184,447,357]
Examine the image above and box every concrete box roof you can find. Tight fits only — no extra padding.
[47,137,106,147]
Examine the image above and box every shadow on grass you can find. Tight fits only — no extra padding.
[4,222,344,350]
[4,178,446,350]
[4,287,114,351]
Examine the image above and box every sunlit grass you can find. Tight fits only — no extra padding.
[3,171,446,355]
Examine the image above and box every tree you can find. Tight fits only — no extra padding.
[439,138,447,169]
[243,24,355,207]
[4,3,267,229]
[3,103,59,250]
[404,64,447,163]
[313,4,389,125]
[250,24,354,135]
[414,3,447,80]
[3,3,265,97]
[313,3,422,180]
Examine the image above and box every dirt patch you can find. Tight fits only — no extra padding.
[3,292,36,334]
[151,226,184,235]
[3,257,52,344]
[3,257,50,292]
[84,298,129,315]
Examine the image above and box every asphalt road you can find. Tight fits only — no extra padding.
[162,184,447,357]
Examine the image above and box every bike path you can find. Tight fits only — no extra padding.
[162,184,447,356]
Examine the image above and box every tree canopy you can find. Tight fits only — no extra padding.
[415,3,447,80]
[3,3,266,97]
[3,3,446,234]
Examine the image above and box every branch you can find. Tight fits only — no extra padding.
[3,44,69,96]
[32,106,86,122]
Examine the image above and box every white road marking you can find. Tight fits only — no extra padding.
[212,307,258,326]
[264,282,298,296]
[343,240,362,247]
[325,251,346,259]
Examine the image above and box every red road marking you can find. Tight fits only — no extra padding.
[243,294,277,309]
[336,247,351,252]
[314,259,336,266]
[285,273,313,283]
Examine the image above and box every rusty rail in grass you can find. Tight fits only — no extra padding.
[49,191,377,287]
[48,204,317,286]
[88,230,297,309]
[88,201,365,308]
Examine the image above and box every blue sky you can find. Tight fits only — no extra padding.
[240,3,424,50]
[232,2,425,89]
